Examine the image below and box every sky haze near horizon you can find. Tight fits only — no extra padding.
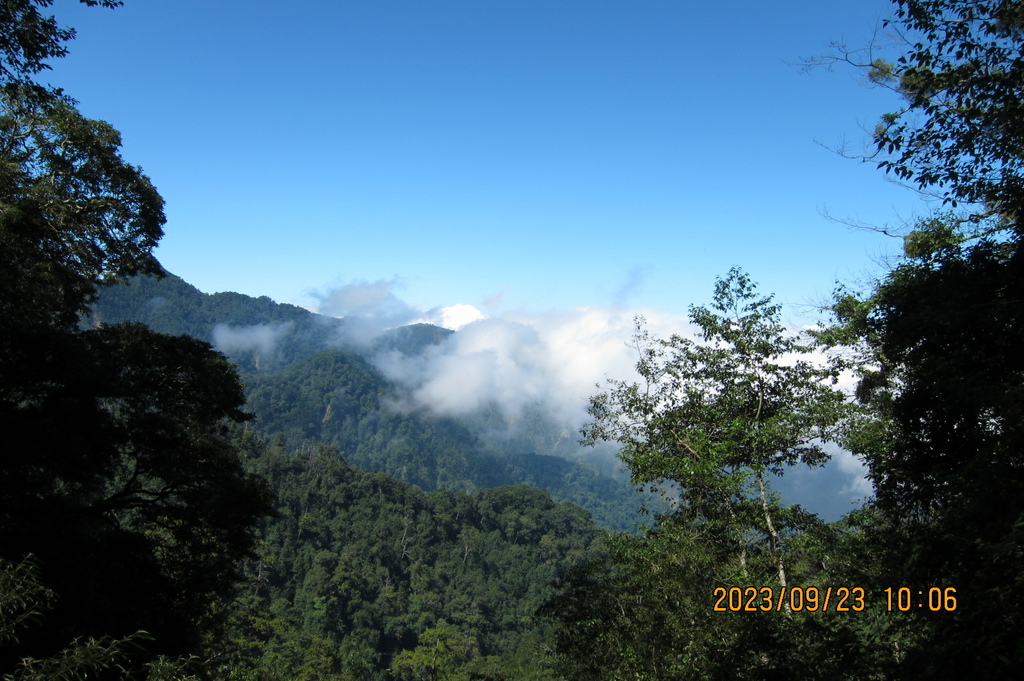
[48,0,924,323]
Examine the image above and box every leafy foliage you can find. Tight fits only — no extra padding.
[205,433,599,680]
[1,300,273,670]
[549,270,854,680]
[582,269,848,584]
[1,2,272,675]
[809,2,1024,675]
[0,89,164,329]
[0,1,122,96]
[813,0,1024,235]
[869,0,1024,225]
[828,224,1024,677]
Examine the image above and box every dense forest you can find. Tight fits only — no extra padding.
[3,0,1024,679]
[214,432,600,680]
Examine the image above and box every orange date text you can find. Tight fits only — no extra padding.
[712,586,866,613]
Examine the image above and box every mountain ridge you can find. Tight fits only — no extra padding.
[90,272,648,531]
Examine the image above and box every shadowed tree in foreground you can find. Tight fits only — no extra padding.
[1,2,271,676]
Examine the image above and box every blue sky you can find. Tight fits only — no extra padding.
[43,0,922,517]
[48,0,923,320]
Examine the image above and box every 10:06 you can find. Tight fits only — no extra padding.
[884,587,957,611]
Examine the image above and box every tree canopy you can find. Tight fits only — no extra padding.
[874,0,1024,225]
[811,0,1024,676]
[816,0,1024,238]
[0,1,122,94]
[0,2,272,675]
[548,270,854,680]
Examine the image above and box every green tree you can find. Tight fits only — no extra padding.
[0,1,272,675]
[583,268,847,592]
[810,1,1024,676]
[548,269,851,679]
[0,555,165,681]
[389,625,477,681]
[814,0,1024,236]
[875,0,1024,226]
[0,88,164,329]
[826,222,1024,678]
[0,1,122,98]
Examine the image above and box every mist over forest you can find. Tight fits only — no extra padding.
[97,270,870,521]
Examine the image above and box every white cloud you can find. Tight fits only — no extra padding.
[374,305,693,431]
[414,303,487,331]
[309,278,420,346]
[212,322,293,358]
[312,278,416,321]
[834,447,873,499]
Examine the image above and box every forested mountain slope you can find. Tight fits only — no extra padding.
[211,431,599,680]
[91,273,647,531]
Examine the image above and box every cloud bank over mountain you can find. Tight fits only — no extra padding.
[375,306,680,434]
[213,322,294,361]
[309,278,871,520]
